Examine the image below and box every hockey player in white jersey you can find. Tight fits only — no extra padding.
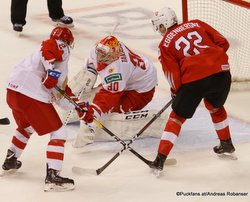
[2,27,80,192]
[70,35,158,147]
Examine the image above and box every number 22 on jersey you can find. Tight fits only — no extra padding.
[175,31,209,57]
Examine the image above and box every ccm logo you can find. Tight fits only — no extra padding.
[125,110,149,120]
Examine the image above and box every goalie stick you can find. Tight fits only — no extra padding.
[55,86,173,174]
[0,118,10,125]
[110,22,120,35]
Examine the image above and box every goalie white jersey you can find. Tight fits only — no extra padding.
[59,36,159,147]
[87,41,158,115]
[89,42,157,94]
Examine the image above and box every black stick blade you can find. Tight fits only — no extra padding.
[0,118,10,125]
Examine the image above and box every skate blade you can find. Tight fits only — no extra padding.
[0,168,18,177]
[217,152,238,160]
[14,31,22,37]
[44,183,74,192]
[53,22,74,28]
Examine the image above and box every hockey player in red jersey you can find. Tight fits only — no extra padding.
[2,27,77,191]
[150,7,235,171]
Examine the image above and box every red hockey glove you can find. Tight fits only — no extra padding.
[76,102,95,123]
[42,69,61,89]
[64,85,94,123]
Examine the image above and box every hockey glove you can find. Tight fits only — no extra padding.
[76,102,95,123]
[42,69,61,89]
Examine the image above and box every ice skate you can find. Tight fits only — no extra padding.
[1,149,22,175]
[52,16,74,27]
[13,23,23,32]
[149,153,167,176]
[213,138,237,160]
[44,165,74,192]
[13,24,23,37]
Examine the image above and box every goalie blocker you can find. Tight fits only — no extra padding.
[68,59,97,95]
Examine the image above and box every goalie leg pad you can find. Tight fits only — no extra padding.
[72,122,95,148]
[72,98,169,146]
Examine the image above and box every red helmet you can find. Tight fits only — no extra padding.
[50,26,74,47]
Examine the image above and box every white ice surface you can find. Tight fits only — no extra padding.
[0,0,250,202]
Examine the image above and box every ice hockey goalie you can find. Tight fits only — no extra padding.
[58,35,167,147]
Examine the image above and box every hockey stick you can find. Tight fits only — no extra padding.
[55,86,173,174]
[0,118,10,125]
[63,88,86,125]
[72,99,173,175]
[95,99,172,175]
[110,22,120,35]
[72,158,177,176]
[54,86,167,169]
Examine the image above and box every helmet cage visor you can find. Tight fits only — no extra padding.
[95,40,120,64]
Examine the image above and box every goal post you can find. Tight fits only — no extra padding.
[223,0,250,8]
[182,0,250,90]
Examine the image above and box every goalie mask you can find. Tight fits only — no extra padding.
[50,26,74,48]
[95,35,121,64]
[151,7,177,34]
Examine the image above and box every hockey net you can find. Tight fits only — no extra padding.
[182,0,250,90]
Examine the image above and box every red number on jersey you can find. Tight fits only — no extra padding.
[107,82,119,91]
[127,47,146,70]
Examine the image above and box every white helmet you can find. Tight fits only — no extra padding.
[151,7,177,32]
